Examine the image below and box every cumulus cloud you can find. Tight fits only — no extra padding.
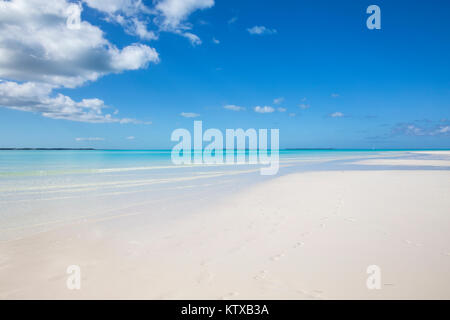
[126,136,136,140]
[83,0,146,15]
[130,18,159,41]
[247,26,277,35]
[180,112,200,118]
[0,0,159,88]
[83,0,214,44]
[439,126,450,134]
[83,0,157,40]
[182,32,202,45]
[254,106,275,113]
[155,0,214,30]
[329,111,344,118]
[152,0,215,45]
[331,93,340,98]
[0,0,160,124]
[224,104,245,111]
[212,37,220,44]
[0,81,149,124]
[367,120,450,141]
[0,0,215,124]
[391,120,450,136]
[277,107,286,112]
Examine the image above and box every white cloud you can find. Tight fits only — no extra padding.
[289,113,296,117]
[277,107,286,112]
[155,0,214,30]
[329,111,344,118]
[130,18,159,40]
[331,93,340,98]
[76,137,105,141]
[273,97,284,105]
[182,32,202,45]
[254,106,275,113]
[224,104,245,111]
[83,0,214,44]
[153,0,215,45]
[0,0,159,88]
[391,121,450,136]
[212,37,220,44]
[110,44,159,71]
[181,112,200,118]
[0,0,158,124]
[83,1,157,41]
[126,136,136,140]
[439,126,450,134]
[83,0,145,15]
[392,123,425,136]
[247,26,277,35]
[0,81,148,124]
[0,0,214,124]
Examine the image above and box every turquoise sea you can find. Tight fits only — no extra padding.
[0,149,448,240]
[0,149,440,176]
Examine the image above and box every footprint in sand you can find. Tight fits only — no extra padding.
[296,289,324,299]
[333,198,344,215]
[293,241,304,248]
[253,270,268,280]
[221,292,239,300]
[270,253,285,261]
[312,290,324,299]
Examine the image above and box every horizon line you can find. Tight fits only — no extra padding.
[1,148,450,151]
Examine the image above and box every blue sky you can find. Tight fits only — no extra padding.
[0,0,449,149]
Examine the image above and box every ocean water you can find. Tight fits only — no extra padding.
[0,149,411,176]
[0,149,446,240]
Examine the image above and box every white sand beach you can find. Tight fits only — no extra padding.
[352,159,450,167]
[1,154,450,299]
[1,0,450,304]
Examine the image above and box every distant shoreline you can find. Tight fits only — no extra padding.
[0,148,96,151]
[0,148,449,151]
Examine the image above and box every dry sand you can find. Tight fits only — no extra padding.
[1,170,450,299]
[411,151,450,156]
[352,159,450,167]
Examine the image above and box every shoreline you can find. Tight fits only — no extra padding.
[1,167,450,299]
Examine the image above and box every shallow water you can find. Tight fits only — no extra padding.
[0,149,448,240]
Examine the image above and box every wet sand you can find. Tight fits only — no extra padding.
[1,168,450,299]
